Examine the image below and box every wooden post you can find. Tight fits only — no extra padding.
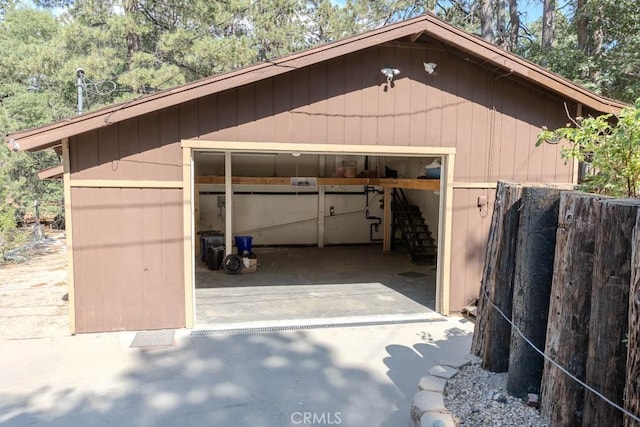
[224,151,233,256]
[625,209,640,427]
[61,138,77,334]
[471,181,523,372]
[507,186,564,398]
[194,183,200,257]
[540,192,608,426]
[318,186,325,248]
[584,199,640,427]
[182,147,194,328]
[383,187,391,252]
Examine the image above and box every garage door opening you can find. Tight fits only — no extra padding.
[181,141,455,329]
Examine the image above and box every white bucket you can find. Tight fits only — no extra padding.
[342,161,357,178]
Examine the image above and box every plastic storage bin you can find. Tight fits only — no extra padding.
[234,235,253,255]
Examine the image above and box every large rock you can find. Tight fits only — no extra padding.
[418,375,447,393]
[429,365,458,380]
[411,390,447,420]
[421,412,456,427]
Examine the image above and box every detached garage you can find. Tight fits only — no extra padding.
[7,13,624,333]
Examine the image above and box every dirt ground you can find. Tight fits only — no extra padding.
[0,230,69,339]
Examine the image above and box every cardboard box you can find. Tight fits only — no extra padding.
[240,257,257,273]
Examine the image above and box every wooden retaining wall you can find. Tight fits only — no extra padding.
[472,183,640,426]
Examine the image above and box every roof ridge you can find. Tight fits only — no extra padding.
[6,12,626,151]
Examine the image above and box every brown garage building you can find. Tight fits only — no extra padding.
[7,13,624,333]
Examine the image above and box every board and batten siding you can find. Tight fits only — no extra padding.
[69,107,183,181]
[186,45,573,183]
[67,42,576,318]
[67,106,189,332]
[184,44,573,311]
[70,187,184,332]
[450,188,498,310]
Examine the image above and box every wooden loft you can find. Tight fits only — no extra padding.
[195,176,440,191]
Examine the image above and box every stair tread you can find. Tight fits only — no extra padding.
[392,188,437,262]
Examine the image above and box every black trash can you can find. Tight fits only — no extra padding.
[206,246,225,270]
[199,231,224,261]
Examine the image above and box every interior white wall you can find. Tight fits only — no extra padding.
[198,184,384,246]
[194,152,436,246]
[324,187,384,244]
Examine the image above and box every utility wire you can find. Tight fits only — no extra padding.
[480,288,640,423]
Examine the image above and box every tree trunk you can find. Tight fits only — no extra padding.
[540,192,608,426]
[124,0,141,67]
[591,4,605,56]
[127,32,141,63]
[495,0,507,48]
[583,200,640,426]
[480,0,494,43]
[542,0,556,49]
[507,187,564,398]
[508,0,519,50]
[576,0,588,52]
[625,209,640,427]
[471,181,523,372]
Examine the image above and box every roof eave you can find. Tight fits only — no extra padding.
[37,164,64,180]
[6,16,431,152]
[6,12,627,152]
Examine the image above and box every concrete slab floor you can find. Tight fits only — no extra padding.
[195,245,437,327]
[0,316,474,427]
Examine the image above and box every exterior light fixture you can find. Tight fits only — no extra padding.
[424,62,437,74]
[381,68,400,87]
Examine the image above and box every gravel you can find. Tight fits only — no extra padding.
[443,362,549,426]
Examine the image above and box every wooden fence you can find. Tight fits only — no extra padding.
[472,181,640,427]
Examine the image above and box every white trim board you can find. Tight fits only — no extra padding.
[185,140,456,316]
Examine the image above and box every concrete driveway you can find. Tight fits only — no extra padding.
[0,317,474,427]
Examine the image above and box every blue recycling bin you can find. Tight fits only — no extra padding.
[234,236,253,255]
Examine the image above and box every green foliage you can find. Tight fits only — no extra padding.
[519,0,640,103]
[588,0,640,102]
[0,9,65,221]
[0,141,29,257]
[0,204,28,258]
[341,0,433,32]
[0,8,72,124]
[0,144,63,220]
[537,100,640,198]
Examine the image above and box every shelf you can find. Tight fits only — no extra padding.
[195,176,440,191]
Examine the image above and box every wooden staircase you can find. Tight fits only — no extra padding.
[391,188,437,263]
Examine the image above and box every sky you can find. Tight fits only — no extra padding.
[517,1,544,24]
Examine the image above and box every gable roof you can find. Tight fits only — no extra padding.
[6,12,627,152]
